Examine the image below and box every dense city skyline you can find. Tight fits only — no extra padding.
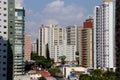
[23,0,102,41]
[0,0,118,80]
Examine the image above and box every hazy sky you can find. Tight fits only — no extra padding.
[23,0,102,41]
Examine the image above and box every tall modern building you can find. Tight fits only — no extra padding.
[0,0,25,79]
[49,25,64,60]
[24,34,31,61]
[38,25,77,63]
[94,0,115,69]
[77,17,93,68]
[38,25,49,57]
[14,4,25,76]
[78,28,93,68]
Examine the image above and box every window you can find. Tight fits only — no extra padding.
[3,50,6,52]
[4,26,7,28]
[3,44,7,46]
[3,14,6,16]
[10,32,13,34]
[4,32,6,34]
[3,68,6,70]
[4,20,7,22]
[3,8,7,10]
[3,2,6,4]
[10,8,13,11]
[10,26,12,28]
[3,74,6,77]
[9,2,13,4]
[10,20,13,23]
[10,14,13,16]
[3,62,6,64]
[3,56,6,58]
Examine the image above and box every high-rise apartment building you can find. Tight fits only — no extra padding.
[38,25,49,57]
[77,17,93,68]
[78,28,93,68]
[14,4,25,76]
[38,24,94,65]
[94,0,115,69]
[38,25,77,63]
[24,34,31,61]
[66,25,78,46]
[0,0,25,79]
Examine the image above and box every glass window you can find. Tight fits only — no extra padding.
[17,11,23,16]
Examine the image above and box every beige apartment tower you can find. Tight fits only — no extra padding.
[78,28,93,68]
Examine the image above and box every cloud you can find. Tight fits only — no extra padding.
[25,21,39,41]
[42,0,86,25]
[25,0,87,41]
[42,19,59,25]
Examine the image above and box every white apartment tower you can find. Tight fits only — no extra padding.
[38,25,49,57]
[38,25,77,63]
[0,0,25,80]
[94,0,115,69]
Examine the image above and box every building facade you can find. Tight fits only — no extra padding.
[78,27,93,68]
[24,34,31,61]
[38,25,49,57]
[14,4,25,76]
[38,25,77,63]
[94,0,115,69]
[0,0,25,79]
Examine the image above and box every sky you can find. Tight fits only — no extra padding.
[22,0,102,42]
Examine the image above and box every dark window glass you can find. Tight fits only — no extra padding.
[3,74,6,77]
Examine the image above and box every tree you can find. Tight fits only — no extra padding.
[48,68,61,76]
[79,69,116,80]
[90,69,102,77]
[25,61,33,71]
[75,51,79,65]
[46,44,50,60]
[31,53,53,69]
[103,71,116,80]
[79,74,91,80]
[59,55,66,65]
[38,77,46,80]
[75,51,79,55]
